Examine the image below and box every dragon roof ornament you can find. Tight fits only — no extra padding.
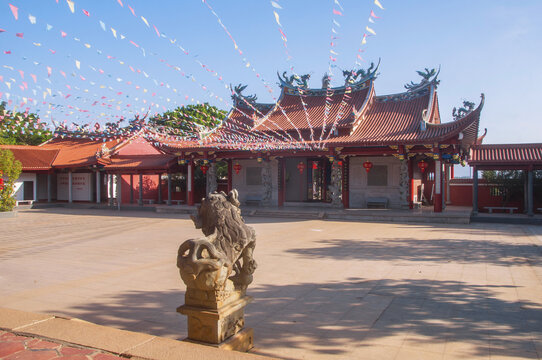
[231,84,258,107]
[342,58,381,86]
[404,66,441,92]
[277,72,311,89]
[452,100,476,121]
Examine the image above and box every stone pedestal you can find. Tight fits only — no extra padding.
[177,288,254,352]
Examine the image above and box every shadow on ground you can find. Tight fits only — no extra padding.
[287,236,542,266]
[47,278,542,359]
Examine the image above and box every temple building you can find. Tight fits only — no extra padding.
[2,65,491,213]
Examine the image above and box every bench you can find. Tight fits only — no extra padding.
[245,195,262,206]
[366,197,388,209]
[484,206,518,214]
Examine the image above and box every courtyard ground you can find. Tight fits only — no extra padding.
[1,208,541,360]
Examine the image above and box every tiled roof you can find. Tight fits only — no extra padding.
[0,145,58,171]
[40,137,121,168]
[103,154,176,170]
[252,85,371,132]
[469,143,542,166]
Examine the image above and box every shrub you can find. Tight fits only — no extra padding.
[0,149,22,212]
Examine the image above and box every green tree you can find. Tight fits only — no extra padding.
[149,103,226,136]
[0,102,53,145]
[0,149,22,212]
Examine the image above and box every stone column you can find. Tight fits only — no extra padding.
[527,169,534,217]
[68,171,73,203]
[187,162,194,206]
[227,160,233,193]
[408,158,414,209]
[206,163,217,194]
[342,157,350,209]
[399,159,409,209]
[138,174,143,206]
[472,166,479,216]
[329,160,342,208]
[278,158,285,207]
[261,160,272,206]
[116,174,122,208]
[167,173,172,206]
[109,174,114,206]
[96,170,101,204]
[434,160,442,212]
[47,173,52,203]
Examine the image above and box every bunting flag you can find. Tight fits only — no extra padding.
[82,9,90,17]
[374,0,385,10]
[66,0,75,14]
[9,4,18,20]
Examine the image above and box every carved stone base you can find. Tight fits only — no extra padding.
[183,328,254,352]
[177,292,253,345]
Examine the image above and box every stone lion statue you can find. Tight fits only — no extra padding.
[177,190,257,291]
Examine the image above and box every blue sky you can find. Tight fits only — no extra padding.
[1,0,541,152]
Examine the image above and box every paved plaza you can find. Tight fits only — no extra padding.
[1,208,542,359]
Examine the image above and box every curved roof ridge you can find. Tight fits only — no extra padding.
[350,80,376,134]
[426,93,484,129]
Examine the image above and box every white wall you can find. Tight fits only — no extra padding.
[13,173,37,201]
[57,173,94,201]
[231,159,278,205]
[349,156,402,208]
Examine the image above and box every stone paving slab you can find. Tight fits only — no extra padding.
[0,308,273,360]
[1,208,542,359]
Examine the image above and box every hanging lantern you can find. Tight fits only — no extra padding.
[312,161,318,170]
[233,163,242,174]
[297,161,306,174]
[200,164,209,175]
[338,160,343,166]
[418,160,428,173]
[363,160,373,173]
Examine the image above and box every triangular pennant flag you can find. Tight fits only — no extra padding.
[75,60,80,69]
[9,4,18,20]
[66,0,75,13]
[141,16,150,27]
[273,11,281,26]
[111,28,117,38]
[366,26,376,35]
[117,0,123,7]
[28,14,37,24]
[270,1,282,9]
[128,5,135,16]
[99,21,106,31]
[153,25,160,37]
[370,10,380,18]
[374,0,384,10]
[46,24,53,31]
[82,9,90,16]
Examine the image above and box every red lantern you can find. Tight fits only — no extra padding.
[363,161,373,173]
[297,161,306,174]
[338,160,343,166]
[233,163,242,175]
[418,160,428,173]
[312,161,318,170]
[200,164,209,175]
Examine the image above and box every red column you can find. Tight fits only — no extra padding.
[227,159,233,193]
[187,161,195,206]
[278,158,285,207]
[342,157,350,209]
[408,158,414,209]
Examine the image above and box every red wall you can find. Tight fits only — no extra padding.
[450,179,524,212]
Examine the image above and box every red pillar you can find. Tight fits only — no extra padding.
[227,159,233,193]
[408,158,414,209]
[278,158,285,207]
[187,161,195,206]
[342,157,350,209]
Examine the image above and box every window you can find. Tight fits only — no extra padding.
[246,167,262,185]
[367,165,388,186]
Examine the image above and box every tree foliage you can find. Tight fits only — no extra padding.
[148,103,226,136]
[0,149,22,212]
[482,170,542,206]
[0,102,53,145]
